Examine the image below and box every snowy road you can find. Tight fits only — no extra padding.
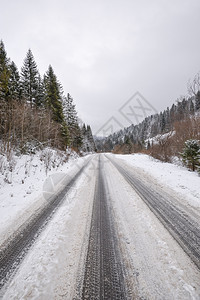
[81,156,126,299]
[101,154,200,299]
[107,155,200,270]
[1,154,200,299]
[0,157,91,290]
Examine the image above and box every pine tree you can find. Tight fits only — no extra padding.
[63,93,78,130]
[181,139,200,171]
[21,49,39,107]
[0,40,12,141]
[62,93,81,147]
[82,125,96,152]
[35,74,45,107]
[44,65,69,146]
[189,99,195,115]
[44,66,63,122]
[73,125,83,149]
[86,125,95,146]
[165,107,171,131]
[0,40,10,102]
[169,103,176,124]
[195,91,200,111]
[160,112,166,132]
[9,61,22,101]
[82,123,86,135]
[177,101,184,120]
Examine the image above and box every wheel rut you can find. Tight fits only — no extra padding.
[81,156,127,300]
[0,159,90,291]
[107,156,200,270]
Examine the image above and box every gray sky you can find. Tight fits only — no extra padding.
[1,0,200,135]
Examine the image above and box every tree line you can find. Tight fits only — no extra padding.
[0,40,96,156]
[97,74,200,170]
[100,92,200,152]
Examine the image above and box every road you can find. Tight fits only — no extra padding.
[107,155,200,270]
[81,156,127,299]
[0,158,91,291]
[1,154,200,299]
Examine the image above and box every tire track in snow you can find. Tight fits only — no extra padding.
[0,158,91,291]
[107,155,200,270]
[81,155,127,300]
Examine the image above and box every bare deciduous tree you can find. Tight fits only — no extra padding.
[188,72,200,97]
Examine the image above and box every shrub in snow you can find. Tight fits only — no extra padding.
[40,148,69,175]
[0,153,16,183]
[0,156,7,175]
[20,141,44,155]
[181,139,200,171]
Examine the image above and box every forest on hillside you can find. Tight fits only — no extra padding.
[0,40,96,158]
[97,73,200,170]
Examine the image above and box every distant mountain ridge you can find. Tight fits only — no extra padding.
[96,92,200,153]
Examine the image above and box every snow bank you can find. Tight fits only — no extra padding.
[0,149,87,246]
[114,153,200,210]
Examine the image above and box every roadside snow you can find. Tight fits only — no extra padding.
[114,153,200,210]
[2,157,97,299]
[0,149,90,246]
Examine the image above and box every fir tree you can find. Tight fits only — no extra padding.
[9,61,22,101]
[189,99,195,115]
[81,125,96,152]
[164,107,171,131]
[181,139,200,171]
[44,65,69,146]
[62,93,81,147]
[21,49,39,107]
[35,74,45,107]
[0,40,11,139]
[160,112,166,132]
[73,126,83,149]
[63,93,78,130]
[0,40,10,102]
[195,91,200,111]
[86,125,94,145]
[44,65,64,123]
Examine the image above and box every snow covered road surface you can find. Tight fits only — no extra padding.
[1,153,200,299]
[115,153,200,211]
[81,156,126,299]
[0,151,85,247]
[0,155,95,297]
[107,155,200,270]
[104,154,200,299]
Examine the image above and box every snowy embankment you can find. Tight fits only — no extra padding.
[114,153,200,211]
[2,157,97,299]
[0,149,87,246]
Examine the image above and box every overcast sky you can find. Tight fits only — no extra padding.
[1,0,200,135]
